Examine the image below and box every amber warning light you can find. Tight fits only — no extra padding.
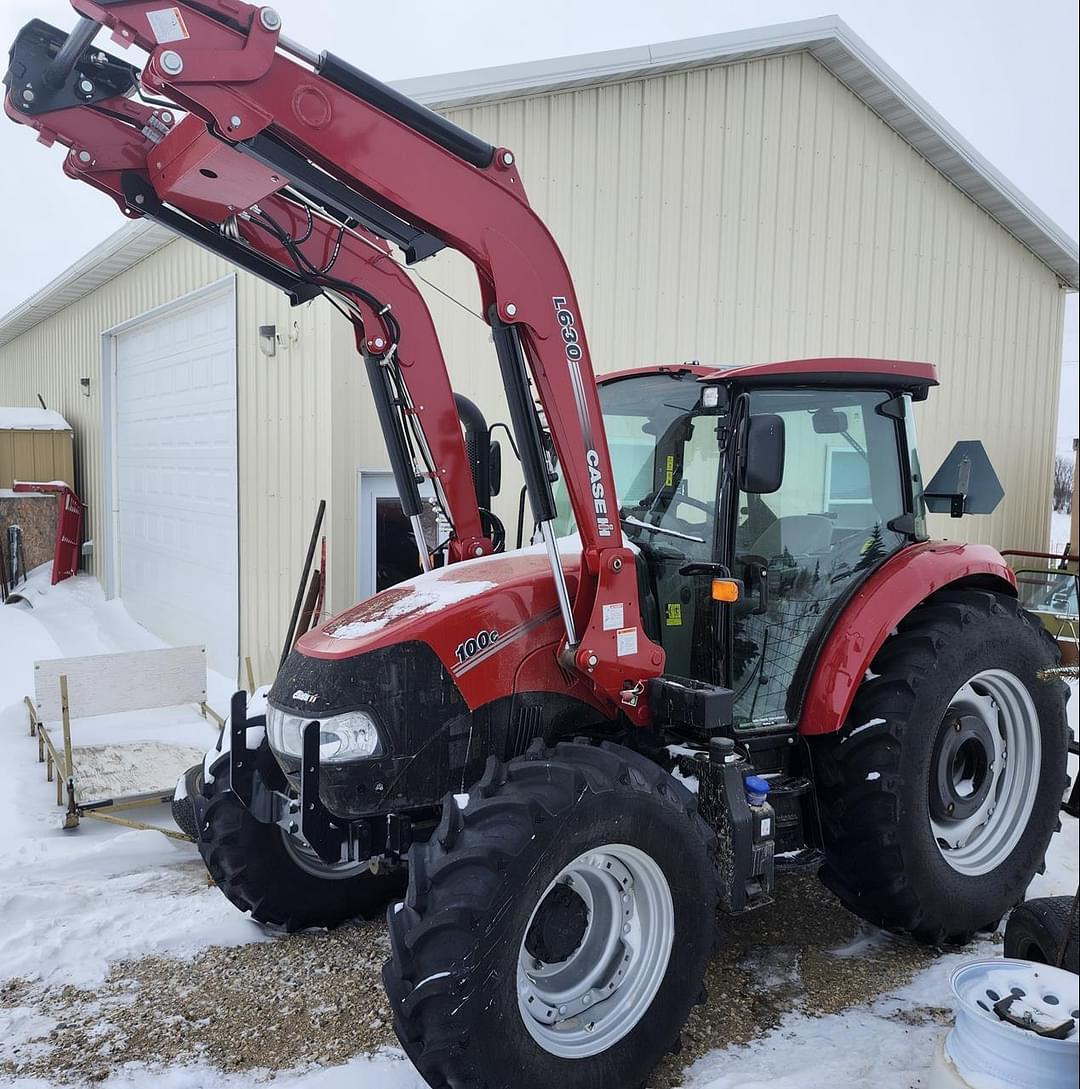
[711,579,742,603]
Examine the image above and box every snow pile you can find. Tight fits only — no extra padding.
[327,575,496,641]
[0,407,70,431]
[0,567,266,989]
[0,567,420,1088]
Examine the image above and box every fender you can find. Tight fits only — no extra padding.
[798,541,1016,735]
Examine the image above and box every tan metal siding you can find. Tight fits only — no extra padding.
[0,427,73,490]
[1,47,1068,670]
[390,51,1064,551]
[0,240,334,684]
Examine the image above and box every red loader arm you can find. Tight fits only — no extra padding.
[4,39,490,566]
[4,3,665,720]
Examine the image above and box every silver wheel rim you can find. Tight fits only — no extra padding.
[279,828,371,880]
[930,669,1041,877]
[516,843,674,1059]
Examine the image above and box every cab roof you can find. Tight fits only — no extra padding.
[601,357,939,389]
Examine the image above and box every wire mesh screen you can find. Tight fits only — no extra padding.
[733,595,833,725]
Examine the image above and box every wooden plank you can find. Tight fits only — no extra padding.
[34,646,207,720]
[69,741,204,805]
[80,790,176,813]
[83,811,190,840]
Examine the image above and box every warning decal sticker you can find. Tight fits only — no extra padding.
[616,627,638,657]
[147,8,190,44]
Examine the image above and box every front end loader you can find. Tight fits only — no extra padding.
[6,7,1070,1088]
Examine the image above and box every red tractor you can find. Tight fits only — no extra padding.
[6,7,1070,1088]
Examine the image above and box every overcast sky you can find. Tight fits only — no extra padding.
[1,0,1077,446]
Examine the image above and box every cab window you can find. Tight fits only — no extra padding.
[731,388,908,726]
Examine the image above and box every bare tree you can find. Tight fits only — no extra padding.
[1053,454,1074,512]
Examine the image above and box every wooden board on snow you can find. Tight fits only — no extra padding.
[70,742,207,805]
[33,645,207,721]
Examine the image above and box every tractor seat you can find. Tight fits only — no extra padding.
[749,514,834,560]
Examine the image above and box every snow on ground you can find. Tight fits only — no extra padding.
[0,567,265,989]
[1,566,1077,1089]
[1049,508,1072,553]
[0,567,417,1088]
[0,1052,425,1089]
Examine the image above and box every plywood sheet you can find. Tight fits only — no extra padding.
[34,645,207,720]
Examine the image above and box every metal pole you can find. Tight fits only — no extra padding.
[43,16,99,89]
[410,514,433,574]
[278,34,321,69]
[538,521,576,646]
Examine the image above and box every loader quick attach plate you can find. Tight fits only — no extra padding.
[5,19,138,117]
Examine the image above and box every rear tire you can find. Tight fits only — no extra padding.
[384,741,718,1089]
[196,733,405,931]
[1004,896,1079,974]
[171,763,203,840]
[813,589,1069,944]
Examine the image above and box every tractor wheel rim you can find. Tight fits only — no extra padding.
[279,827,371,880]
[930,669,1041,877]
[516,843,674,1059]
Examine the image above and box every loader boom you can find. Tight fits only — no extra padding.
[4,1,665,719]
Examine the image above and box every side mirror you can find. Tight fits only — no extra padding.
[739,413,785,494]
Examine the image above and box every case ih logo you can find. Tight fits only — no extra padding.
[553,297,614,538]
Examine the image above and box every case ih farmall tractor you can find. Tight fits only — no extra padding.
[6,6,1070,1088]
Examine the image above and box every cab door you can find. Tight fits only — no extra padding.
[725,388,911,727]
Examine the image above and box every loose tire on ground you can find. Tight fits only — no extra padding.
[384,741,719,1089]
[1004,896,1079,974]
[171,762,203,840]
[196,728,405,931]
[813,588,1070,945]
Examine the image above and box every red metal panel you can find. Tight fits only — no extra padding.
[296,550,609,716]
[149,114,286,220]
[701,357,940,385]
[12,482,83,584]
[798,541,1016,735]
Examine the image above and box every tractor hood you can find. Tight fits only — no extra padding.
[291,540,585,711]
[267,540,604,818]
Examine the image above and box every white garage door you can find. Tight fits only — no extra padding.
[113,282,238,676]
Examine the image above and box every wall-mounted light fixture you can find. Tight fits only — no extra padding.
[258,320,302,358]
[79,376,91,397]
[258,324,277,358]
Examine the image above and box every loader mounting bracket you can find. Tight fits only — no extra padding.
[4,19,137,118]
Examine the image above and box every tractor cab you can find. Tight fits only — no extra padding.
[554,359,936,729]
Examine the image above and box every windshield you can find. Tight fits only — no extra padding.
[550,372,725,560]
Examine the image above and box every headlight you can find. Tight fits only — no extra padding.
[266,706,381,763]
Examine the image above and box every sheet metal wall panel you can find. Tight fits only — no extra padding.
[0,48,1068,662]
[382,51,1065,557]
[0,240,334,685]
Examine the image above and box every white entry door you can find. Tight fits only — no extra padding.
[112,282,238,675]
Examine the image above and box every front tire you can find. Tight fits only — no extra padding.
[196,736,405,931]
[384,742,718,1089]
[1004,896,1079,974]
[813,589,1069,944]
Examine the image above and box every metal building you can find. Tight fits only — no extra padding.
[0,16,1076,683]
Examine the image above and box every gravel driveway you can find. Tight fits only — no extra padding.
[0,861,955,1087]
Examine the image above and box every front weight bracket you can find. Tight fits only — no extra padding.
[299,719,347,864]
